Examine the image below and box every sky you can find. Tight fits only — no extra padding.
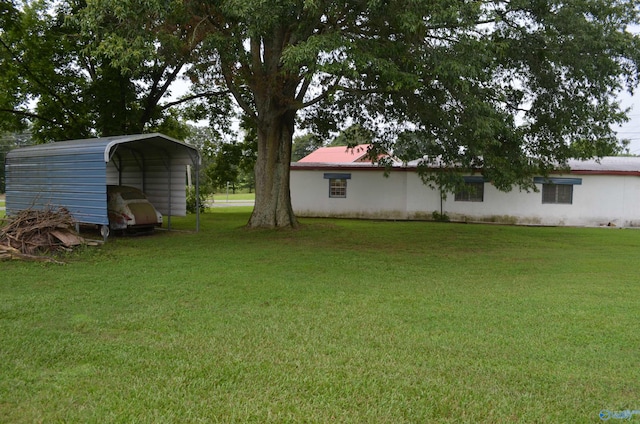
[616,91,640,155]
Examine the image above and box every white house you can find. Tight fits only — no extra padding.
[290,150,640,227]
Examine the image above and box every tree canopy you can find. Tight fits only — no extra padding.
[292,133,323,161]
[3,0,640,227]
[0,0,222,142]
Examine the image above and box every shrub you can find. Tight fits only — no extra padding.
[432,210,450,222]
[186,186,207,214]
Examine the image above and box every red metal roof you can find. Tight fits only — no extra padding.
[291,156,640,177]
[297,144,371,163]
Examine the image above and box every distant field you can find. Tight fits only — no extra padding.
[2,209,640,422]
[211,191,255,201]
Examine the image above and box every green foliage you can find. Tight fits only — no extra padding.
[206,142,243,190]
[4,0,640,225]
[291,133,323,161]
[329,124,375,147]
[0,0,206,142]
[431,210,450,222]
[185,185,206,214]
[2,212,640,421]
[184,126,218,195]
[149,110,191,141]
[0,130,33,193]
[187,122,256,193]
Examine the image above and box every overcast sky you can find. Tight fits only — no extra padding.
[616,90,640,154]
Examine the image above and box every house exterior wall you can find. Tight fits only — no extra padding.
[291,167,640,227]
[291,169,409,219]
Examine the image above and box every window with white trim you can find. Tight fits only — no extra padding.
[324,173,351,198]
[329,178,347,198]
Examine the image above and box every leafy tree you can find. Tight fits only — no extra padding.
[0,130,32,193]
[207,142,243,191]
[206,138,256,193]
[186,121,256,193]
[0,0,226,142]
[14,1,640,228]
[237,117,258,192]
[329,124,375,147]
[184,125,221,196]
[291,133,323,161]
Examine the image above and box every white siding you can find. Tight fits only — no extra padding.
[291,167,640,227]
[291,170,408,219]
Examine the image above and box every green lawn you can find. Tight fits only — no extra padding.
[2,209,640,423]
[212,191,255,201]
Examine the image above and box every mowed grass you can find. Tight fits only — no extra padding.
[212,191,255,201]
[2,208,640,423]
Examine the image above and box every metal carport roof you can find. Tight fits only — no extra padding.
[5,133,201,233]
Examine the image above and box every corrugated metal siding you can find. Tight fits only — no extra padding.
[106,158,188,216]
[5,134,199,225]
[104,141,191,216]
[6,143,109,225]
[144,164,188,216]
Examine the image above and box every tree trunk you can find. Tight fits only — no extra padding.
[247,110,298,228]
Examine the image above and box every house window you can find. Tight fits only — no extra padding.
[324,173,351,198]
[455,178,484,202]
[542,184,573,204]
[534,177,581,205]
[455,182,484,202]
[329,178,347,198]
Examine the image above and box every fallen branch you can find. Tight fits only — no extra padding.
[0,244,65,264]
[0,207,89,262]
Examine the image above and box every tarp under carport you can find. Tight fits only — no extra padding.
[5,133,201,233]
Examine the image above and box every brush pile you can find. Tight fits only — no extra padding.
[0,207,87,263]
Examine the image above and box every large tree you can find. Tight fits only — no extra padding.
[81,0,640,228]
[0,0,222,142]
[14,1,640,227]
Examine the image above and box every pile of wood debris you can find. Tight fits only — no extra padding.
[0,207,93,263]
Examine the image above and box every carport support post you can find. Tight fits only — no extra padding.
[167,157,172,231]
[195,160,200,232]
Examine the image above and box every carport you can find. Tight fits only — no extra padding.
[4,133,201,235]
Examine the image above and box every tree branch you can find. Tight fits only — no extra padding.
[0,108,60,125]
[139,63,185,125]
[160,90,231,110]
[219,58,256,119]
[295,74,314,103]
[0,36,79,125]
[299,77,343,109]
